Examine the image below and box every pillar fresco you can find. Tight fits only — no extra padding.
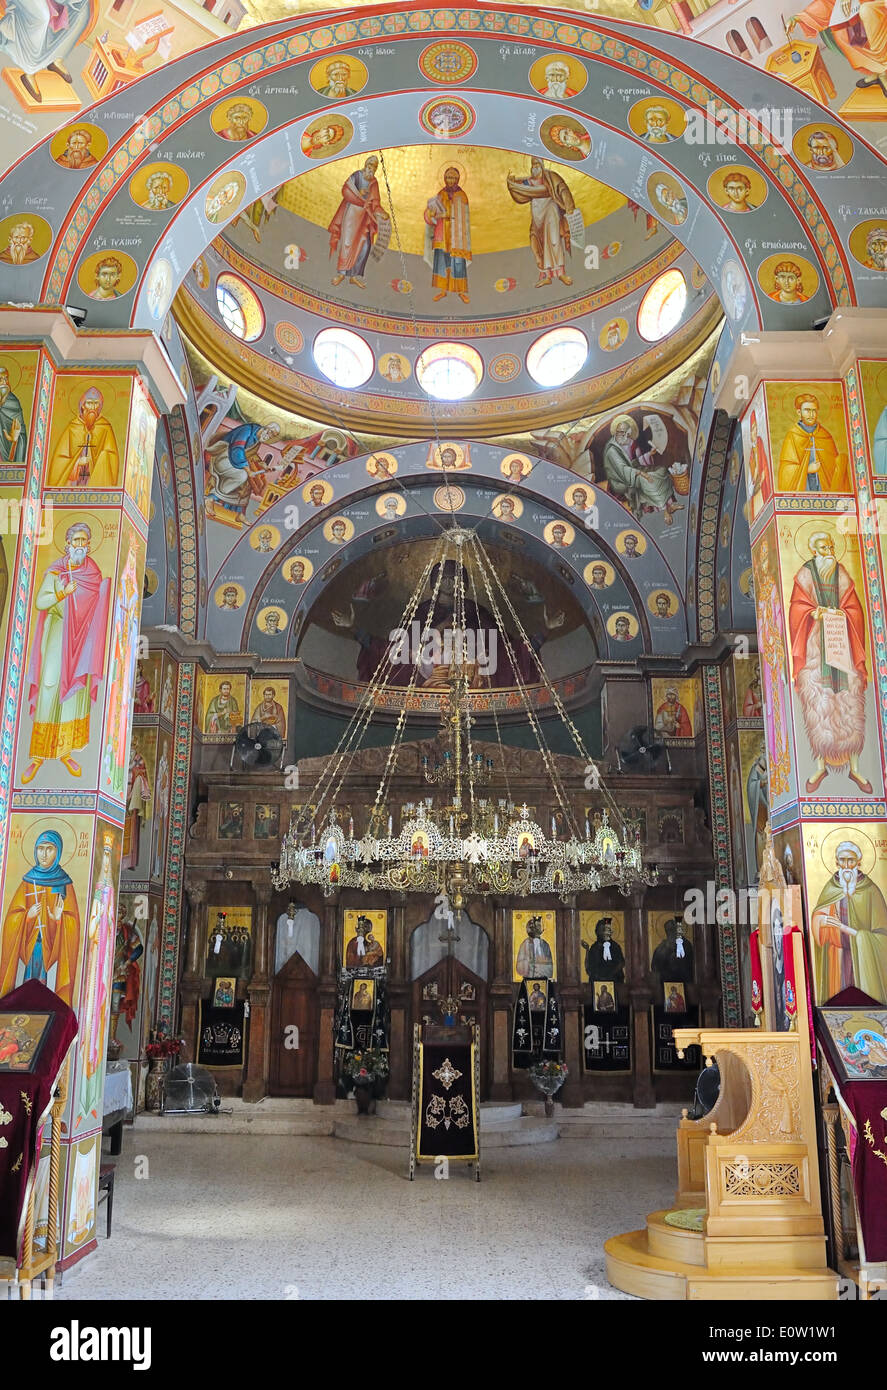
[0,311,182,1268]
[730,313,887,1018]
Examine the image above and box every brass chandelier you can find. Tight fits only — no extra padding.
[272,526,657,911]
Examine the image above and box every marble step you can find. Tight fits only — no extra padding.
[136,1110,335,1136]
[334,1113,559,1147]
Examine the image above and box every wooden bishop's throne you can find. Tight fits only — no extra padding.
[605,833,838,1299]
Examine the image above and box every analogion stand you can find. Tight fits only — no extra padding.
[409,1021,481,1181]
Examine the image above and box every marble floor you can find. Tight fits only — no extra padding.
[55,1129,677,1300]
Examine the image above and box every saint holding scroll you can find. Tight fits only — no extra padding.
[788,529,871,795]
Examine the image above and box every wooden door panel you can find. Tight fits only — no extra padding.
[411,956,489,1097]
[270,953,318,1096]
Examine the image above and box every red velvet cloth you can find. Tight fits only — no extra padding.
[0,979,77,1260]
[815,987,887,1262]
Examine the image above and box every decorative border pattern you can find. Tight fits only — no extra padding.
[299,661,594,711]
[168,408,198,637]
[704,661,741,1027]
[158,658,194,1032]
[696,411,732,644]
[213,237,686,338]
[847,365,887,753]
[0,351,50,854]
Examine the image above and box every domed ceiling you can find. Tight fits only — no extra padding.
[175,141,721,434]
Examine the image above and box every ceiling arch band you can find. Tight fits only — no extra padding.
[203,441,689,660]
[0,5,878,332]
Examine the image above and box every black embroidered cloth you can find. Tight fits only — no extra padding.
[197,1000,245,1068]
[512,979,562,1068]
[416,1043,477,1161]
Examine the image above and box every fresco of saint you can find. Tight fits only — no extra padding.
[22,520,111,784]
[0,829,80,1005]
[75,834,116,1129]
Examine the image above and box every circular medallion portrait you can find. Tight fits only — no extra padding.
[528,53,587,100]
[309,54,368,100]
[130,161,189,212]
[366,452,398,480]
[283,555,313,584]
[544,518,575,548]
[211,96,269,143]
[76,249,139,301]
[599,318,628,351]
[0,213,52,266]
[583,559,615,589]
[565,481,595,511]
[756,253,819,305]
[303,477,334,508]
[792,121,854,173]
[849,219,887,272]
[301,115,354,159]
[50,122,108,169]
[690,262,707,291]
[378,352,411,384]
[500,452,533,482]
[647,172,688,227]
[204,171,247,225]
[540,114,592,161]
[375,492,407,519]
[193,256,210,291]
[419,95,476,139]
[215,581,245,610]
[250,524,281,554]
[323,515,354,544]
[492,494,523,520]
[143,567,159,598]
[257,606,287,636]
[607,611,639,642]
[419,41,478,84]
[647,588,679,618]
[627,96,686,144]
[615,529,646,559]
[706,164,768,215]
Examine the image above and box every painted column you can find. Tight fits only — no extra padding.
[0,309,182,1270]
[722,309,887,1019]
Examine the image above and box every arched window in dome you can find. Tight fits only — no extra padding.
[415,343,483,401]
[313,327,374,388]
[637,269,687,343]
[526,326,588,388]
[215,273,265,342]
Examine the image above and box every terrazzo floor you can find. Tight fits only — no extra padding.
[55,1129,677,1300]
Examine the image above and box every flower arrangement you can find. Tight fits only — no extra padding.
[529,1060,568,1080]
[342,1048,390,1083]
[145,1032,183,1061]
